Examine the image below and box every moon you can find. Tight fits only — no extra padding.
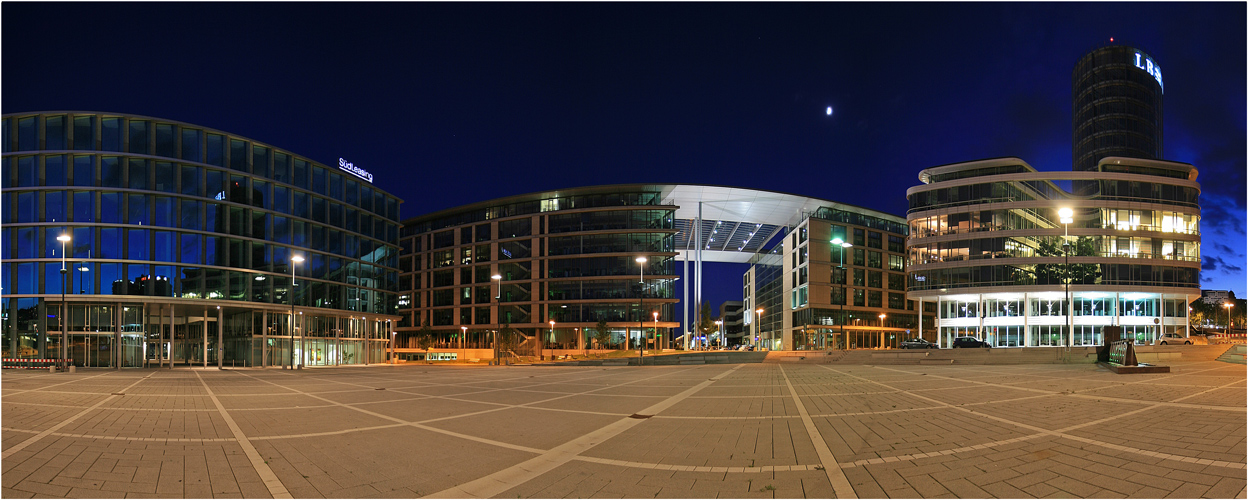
[826,106,833,116]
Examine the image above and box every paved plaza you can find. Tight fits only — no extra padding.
[2,358,1245,499]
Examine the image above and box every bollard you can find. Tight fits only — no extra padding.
[69,365,76,374]
[49,365,56,373]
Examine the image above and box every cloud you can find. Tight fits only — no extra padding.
[1200,195,1246,236]
[1202,255,1245,273]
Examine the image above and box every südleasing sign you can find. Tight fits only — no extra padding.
[338,158,373,183]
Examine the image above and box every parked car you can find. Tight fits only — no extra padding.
[1155,333,1202,345]
[951,336,991,348]
[899,338,937,349]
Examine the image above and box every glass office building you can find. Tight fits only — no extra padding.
[744,206,932,351]
[1073,44,1164,173]
[397,186,679,355]
[906,156,1200,347]
[1,112,402,368]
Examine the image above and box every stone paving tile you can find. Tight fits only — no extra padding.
[3,360,1245,499]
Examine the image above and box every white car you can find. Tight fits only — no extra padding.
[1154,333,1201,345]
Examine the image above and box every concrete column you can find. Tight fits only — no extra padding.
[936,295,942,348]
[1183,293,1191,337]
[169,304,175,368]
[158,304,165,366]
[695,202,702,348]
[202,309,208,368]
[917,298,923,341]
[262,310,269,367]
[977,294,984,341]
[217,307,223,369]
[115,304,122,369]
[1023,293,1031,347]
[683,250,689,346]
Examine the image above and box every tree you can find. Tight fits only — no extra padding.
[697,302,720,346]
[593,318,612,349]
[415,319,434,351]
[1029,236,1101,285]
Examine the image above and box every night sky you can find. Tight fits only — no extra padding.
[4,3,1244,312]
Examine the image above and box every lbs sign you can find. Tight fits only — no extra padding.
[1133,51,1163,93]
[338,158,374,183]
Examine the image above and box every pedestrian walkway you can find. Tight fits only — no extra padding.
[2,359,1244,498]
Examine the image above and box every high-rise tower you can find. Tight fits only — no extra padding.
[1072,44,1164,172]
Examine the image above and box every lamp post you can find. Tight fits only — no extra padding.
[1059,207,1073,348]
[831,238,853,350]
[636,256,647,362]
[57,234,70,372]
[755,308,763,350]
[492,274,502,365]
[290,254,304,369]
[652,311,659,351]
[879,313,887,349]
[1225,302,1235,332]
[714,320,722,350]
[461,325,467,352]
[547,320,554,361]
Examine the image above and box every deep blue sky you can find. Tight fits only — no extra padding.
[4,3,1244,312]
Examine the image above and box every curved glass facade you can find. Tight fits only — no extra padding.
[906,157,1200,347]
[1073,45,1164,172]
[398,188,678,354]
[1,112,402,367]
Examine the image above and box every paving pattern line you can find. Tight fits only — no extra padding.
[824,365,1248,470]
[228,369,659,450]
[875,363,1244,411]
[424,364,745,499]
[839,434,1048,468]
[195,371,293,499]
[0,427,238,443]
[0,371,113,396]
[778,364,857,499]
[572,454,823,472]
[0,372,153,459]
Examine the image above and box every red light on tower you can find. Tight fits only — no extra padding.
[1109,37,1114,42]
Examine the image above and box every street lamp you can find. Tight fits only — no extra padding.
[1059,207,1074,348]
[755,308,763,350]
[492,274,502,365]
[636,256,647,362]
[57,234,70,372]
[290,254,304,369]
[831,238,853,350]
[548,320,555,361]
[1224,302,1235,332]
[461,325,467,351]
[879,313,887,349]
[652,311,659,351]
[714,320,723,350]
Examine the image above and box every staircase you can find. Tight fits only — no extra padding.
[1215,344,1246,364]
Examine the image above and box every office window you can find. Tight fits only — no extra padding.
[17,117,37,151]
[229,139,247,172]
[72,116,95,150]
[205,133,225,166]
[45,155,66,186]
[128,159,148,189]
[155,124,175,157]
[868,251,882,269]
[45,115,66,150]
[95,117,122,152]
[73,156,94,187]
[128,120,149,154]
[73,191,94,223]
[181,128,202,162]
